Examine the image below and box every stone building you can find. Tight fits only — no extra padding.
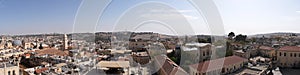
[233,50,250,59]
[277,46,300,67]
[182,43,212,62]
[132,51,150,65]
[258,46,275,58]
[189,56,248,75]
[0,58,21,75]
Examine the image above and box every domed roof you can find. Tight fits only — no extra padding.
[13,40,22,46]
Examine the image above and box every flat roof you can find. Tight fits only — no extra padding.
[97,61,129,68]
[55,63,67,67]
[259,46,274,50]
[35,48,68,56]
[110,50,132,54]
[185,43,211,47]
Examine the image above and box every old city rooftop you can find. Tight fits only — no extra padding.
[154,55,188,75]
[279,46,300,52]
[189,56,247,73]
[259,46,274,50]
[35,48,68,56]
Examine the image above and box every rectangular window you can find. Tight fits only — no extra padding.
[207,51,209,56]
[284,53,286,56]
[291,53,293,57]
[279,52,282,56]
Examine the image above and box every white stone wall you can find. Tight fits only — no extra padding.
[0,66,20,75]
[277,51,300,67]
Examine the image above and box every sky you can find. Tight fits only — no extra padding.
[0,0,300,35]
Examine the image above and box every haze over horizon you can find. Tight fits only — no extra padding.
[1,0,300,35]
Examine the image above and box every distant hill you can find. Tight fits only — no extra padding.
[249,32,300,38]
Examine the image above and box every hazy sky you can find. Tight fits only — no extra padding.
[0,0,300,35]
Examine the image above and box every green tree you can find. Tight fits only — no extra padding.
[225,42,233,57]
[228,32,235,39]
[235,34,247,42]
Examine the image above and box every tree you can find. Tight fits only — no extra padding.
[228,32,235,39]
[170,57,178,64]
[225,42,233,57]
[291,33,297,36]
[235,34,247,42]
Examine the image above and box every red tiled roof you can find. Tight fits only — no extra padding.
[189,56,247,73]
[154,56,188,75]
[35,68,48,74]
[279,46,300,52]
[259,46,274,50]
[162,59,175,74]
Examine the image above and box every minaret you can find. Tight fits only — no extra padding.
[0,36,6,49]
[63,34,68,50]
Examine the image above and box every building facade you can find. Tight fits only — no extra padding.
[0,57,21,75]
[277,46,300,67]
[259,46,275,58]
[189,56,248,75]
[0,64,20,75]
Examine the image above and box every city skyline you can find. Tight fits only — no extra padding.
[1,0,300,75]
[0,0,300,35]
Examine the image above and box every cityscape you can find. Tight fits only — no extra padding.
[1,0,300,75]
[1,32,300,75]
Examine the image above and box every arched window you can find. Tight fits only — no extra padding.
[206,51,210,56]
[279,52,282,56]
[233,66,236,70]
[13,70,16,75]
[222,68,225,73]
[8,71,11,75]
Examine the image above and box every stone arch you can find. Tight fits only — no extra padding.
[12,70,16,75]
[8,71,11,75]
